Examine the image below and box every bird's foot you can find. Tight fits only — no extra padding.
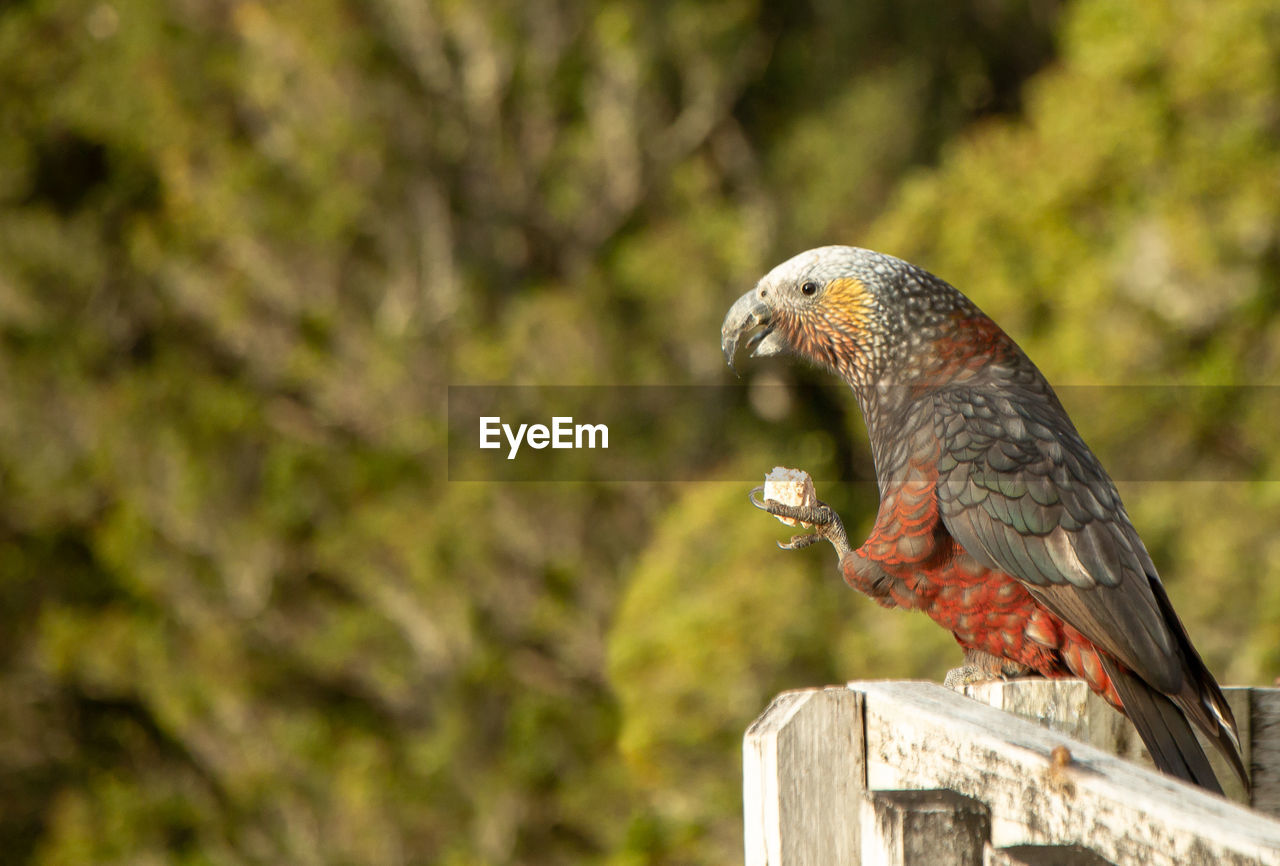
[943,665,998,689]
[749,487,852,555]
[943,650,1035,690]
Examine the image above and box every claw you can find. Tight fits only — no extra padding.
[752,487,824,548]
[779,533,822,551]
[747,484,852,557]
[750,485,823,525]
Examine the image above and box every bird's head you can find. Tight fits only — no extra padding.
[721,245,980,386]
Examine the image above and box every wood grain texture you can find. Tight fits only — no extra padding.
[860,788,990,866]
[851,680,1280,866]
[743,686,865,865]
[1252,689,1280,818]
[959,679,1255,805]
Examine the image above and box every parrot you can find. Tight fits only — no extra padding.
[721,245,1246,794]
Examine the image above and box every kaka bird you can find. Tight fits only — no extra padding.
[721,246,1246,794]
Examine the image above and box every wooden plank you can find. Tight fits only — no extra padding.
[959,679,1253,805]
[959,680,1145,764]
[1253,689,1280,818]
[860,788,990,866]
[743,686,865,865]
[851,680,1280,866]
[984,842,1116,865]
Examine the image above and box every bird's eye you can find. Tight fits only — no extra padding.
[801,281,819,296]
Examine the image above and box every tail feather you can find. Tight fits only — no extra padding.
[1102,656,1227,794]
[1142,574,1249,791]
[1170,681,1250,793]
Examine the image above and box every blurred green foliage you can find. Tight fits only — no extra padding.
[0,0,1277,863]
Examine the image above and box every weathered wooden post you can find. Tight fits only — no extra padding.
[960,679,1280,814]
[744,681,1280,865]
[1254,690,1280,816]
[860,789,990,866]
[743,687,865,865]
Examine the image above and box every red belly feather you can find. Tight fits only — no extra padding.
[850,468,1123,709]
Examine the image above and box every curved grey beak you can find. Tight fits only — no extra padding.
[721,288,787,373]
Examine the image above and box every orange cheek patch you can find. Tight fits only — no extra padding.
[823,276,867,307]
[821,278,873,333]
[781,277,873,372]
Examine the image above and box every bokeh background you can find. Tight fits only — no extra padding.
[3,0,1280,863]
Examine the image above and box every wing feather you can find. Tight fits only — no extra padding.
[934,380,1183,691]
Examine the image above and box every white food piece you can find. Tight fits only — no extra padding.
[763,467,817,528]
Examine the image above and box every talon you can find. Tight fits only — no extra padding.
[750,485,829,526]
[747,479,853,557]
[779,533,822,550]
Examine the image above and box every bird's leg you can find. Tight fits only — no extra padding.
[748,487,852,556]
